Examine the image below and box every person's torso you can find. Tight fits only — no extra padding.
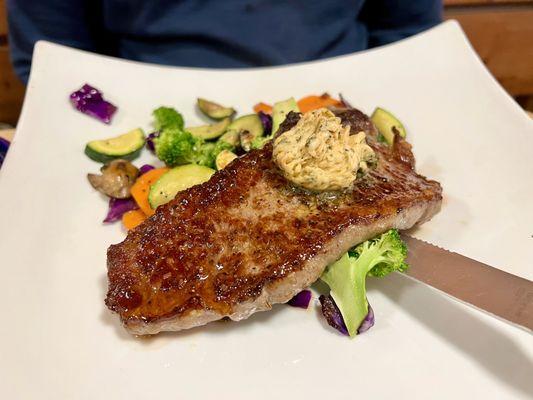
[99,0,368,68]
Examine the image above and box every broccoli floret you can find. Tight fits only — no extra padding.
[349,229,408,277]
[152,107,235,168]
[154,127,196,166]
[191,140,234,167]
[321,229,408,336]
[153,106,184,131]
[192,141,216,167]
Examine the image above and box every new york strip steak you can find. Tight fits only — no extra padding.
[105,109,442,335]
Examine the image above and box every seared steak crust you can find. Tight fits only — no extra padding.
[105,109,442,334]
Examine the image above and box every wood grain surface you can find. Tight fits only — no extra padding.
[0,46,25,125]
[0,0,6,39]
[445,7,533,96]
[0,0,24,124]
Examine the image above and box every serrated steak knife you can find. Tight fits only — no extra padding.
[401,235,533,332]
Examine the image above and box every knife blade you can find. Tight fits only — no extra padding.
[401,235,533,332]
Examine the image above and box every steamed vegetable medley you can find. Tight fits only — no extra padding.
[85,94,352,230]
[83,89,409,337]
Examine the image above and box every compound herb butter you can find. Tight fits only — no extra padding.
[272,108,376,191]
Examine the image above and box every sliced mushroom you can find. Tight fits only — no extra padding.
[88,159,139,199]
[215,150,238,170]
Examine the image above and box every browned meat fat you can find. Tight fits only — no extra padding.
[105,109,442,335]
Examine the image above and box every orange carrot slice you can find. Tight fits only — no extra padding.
[253,102,273,114]
[130,167,169,216]
[122,209,147,230]
[297,94,342,113]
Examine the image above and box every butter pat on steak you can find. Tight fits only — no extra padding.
[105,109,442,335]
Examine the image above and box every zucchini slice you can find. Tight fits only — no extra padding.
[370,108,406,146]
[219,130,240,147]
[272,97,299,135]
[148,164,215,209]
[223,114,263,151]
[85,128,145,163]
[187,118,231,140]
[197,98,235,120]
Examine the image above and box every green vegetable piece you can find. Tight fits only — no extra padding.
[154,127,196,166]
[193,140,234,168]
[250,135,271,150]
[154,126,233,168]
[152,106,235,169]
[153,106,185,131]
[321,230,408,337]
[187,118,231,140]
[251,98,299,150]
[272,97,300,135]
[148,164,215,209]
[370,107,406,146]
[219,130,240,147]
[224,114,264,151]
[85,128,145,163]
[215,149,238,170]
[197,98,236,120]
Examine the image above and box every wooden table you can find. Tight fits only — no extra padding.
[444,0,533,98]
[0,0,25,125]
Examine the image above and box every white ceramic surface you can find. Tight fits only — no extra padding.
[0,21,532,400]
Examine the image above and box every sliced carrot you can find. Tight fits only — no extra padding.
[297,94,343,113]
[130,167,169,216]
[253,102,273,114]
[122,209,147,230]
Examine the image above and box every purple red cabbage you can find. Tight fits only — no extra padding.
[319,294,375,336]
[69,84,117,124]
[0,137,9,169]
[288,290,312,309]
[258,111,272,136]
[319,295,349,336]
[357,303,375,334]
[139,164,155,175]
[102,165,154,223]
[146,132,159,153]
[103,197,138,223]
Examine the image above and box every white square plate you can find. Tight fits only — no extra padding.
[1,21,532,399]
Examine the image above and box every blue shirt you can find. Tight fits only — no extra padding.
[7,0,441,83]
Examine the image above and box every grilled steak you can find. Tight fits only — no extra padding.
[105,109,442,335]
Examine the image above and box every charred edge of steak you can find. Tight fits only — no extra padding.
[334,108,378,136]
[274,111,301,138]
